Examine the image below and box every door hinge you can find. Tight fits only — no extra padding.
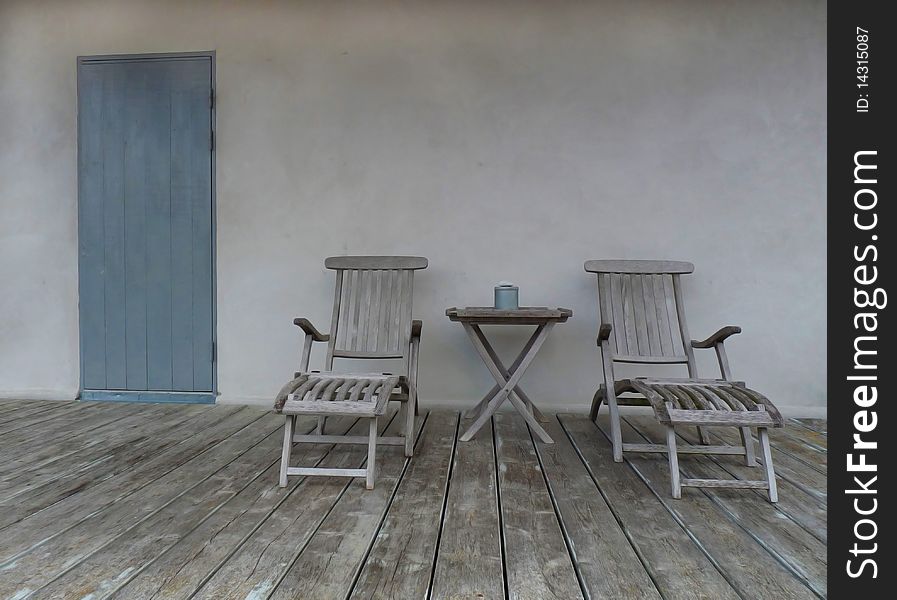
[209,129,215,151]
[209,88,215,110]
[211,341,217,363]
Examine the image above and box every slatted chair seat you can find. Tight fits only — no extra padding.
[585,259,783,503]
[275,373,399,417]
[291,371,413,401]
[624,379,784,427]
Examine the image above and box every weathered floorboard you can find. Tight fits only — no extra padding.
[349,411,457,600]
[775,424,827,452]
[186,414,403,600]
[597,415,818,599]
[109,416,358,600]
[0,402,146,455]
[0,401,107,437]
[429,417,505,600]
[535,418,661,599]
[708,426,826,500]
[0,404,204,496]
[0,403,174,474]
[265,414,427,600]
[33,424,295,599]
[764,428,827,470]
[792,418,827,435]
[665,418,826,542]
[0,406,256,568]
[0,405,239,528]
[493,412,583,600]
[0,410,280,598]
[560,414,741,600]
[0,402,827,600]
[625,417,826,597]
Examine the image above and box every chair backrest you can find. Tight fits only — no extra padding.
[323,256,428,370]
[584,260,697,374]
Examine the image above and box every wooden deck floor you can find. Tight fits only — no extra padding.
[0,400,826,599]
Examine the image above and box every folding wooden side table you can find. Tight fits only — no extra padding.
[446,306,572,443]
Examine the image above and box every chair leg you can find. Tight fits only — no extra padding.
[758,427,778,503]
[397,402,406,437]
[316,416,325,435]
[607,396,623,462]
[589,388,603,422]
[740,427,756,466]
[366,417,378,490]
[279,415,295,488]
[666,425,681,499]
[404,395,415,458]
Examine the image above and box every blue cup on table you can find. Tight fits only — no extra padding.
[494,282,519,310]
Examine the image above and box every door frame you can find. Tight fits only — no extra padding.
[76,51,217,404]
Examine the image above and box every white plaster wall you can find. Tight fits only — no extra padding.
[0,0,826,415]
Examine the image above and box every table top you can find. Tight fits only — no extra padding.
[445,306,573,324]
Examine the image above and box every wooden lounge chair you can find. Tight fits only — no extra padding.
[274,256,427,489]
[585,260,783,502]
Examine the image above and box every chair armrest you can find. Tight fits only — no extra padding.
[597,323,612,345]
[691,326,741,349]
[411,320,423,340]
[293,318,330,342]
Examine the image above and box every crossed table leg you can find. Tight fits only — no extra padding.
[462,326,548,423]
[459,322,555,443]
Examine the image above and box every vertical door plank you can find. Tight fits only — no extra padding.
[143,63,172,390]
[189,59,214,391]
[144,62,174,390]
[77,64,107,389]
[123,65,150,390]
[170,65,196,390]
[102,64,128,388]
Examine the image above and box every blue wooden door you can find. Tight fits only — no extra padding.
[78,54,215,403]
